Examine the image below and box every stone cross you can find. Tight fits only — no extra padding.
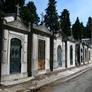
[40,12,44,23]
[16,4,20,16]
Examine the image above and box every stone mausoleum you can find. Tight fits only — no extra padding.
[0,8,92,85]
[1,14,29,84]
[31,23,51,76]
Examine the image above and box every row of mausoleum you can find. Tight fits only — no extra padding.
[0,13,92,85]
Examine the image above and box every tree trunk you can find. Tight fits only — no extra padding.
[50,35,54,71]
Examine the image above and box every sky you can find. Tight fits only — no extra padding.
[25,0,92,26]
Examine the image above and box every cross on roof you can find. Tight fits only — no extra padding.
[16,4,20,16]
[40,12,44,23]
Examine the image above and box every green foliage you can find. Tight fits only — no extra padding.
[20,1,39,26]
[4,0,25,13]
[86,17,92,38]
[82,27,91,38]
[72,17,82,40]
[80,22,85,38]
[87,17,92,31]
[60,9,71,36]
[72,17,91,40]
[0,0,4,17]
[45,0,59,33]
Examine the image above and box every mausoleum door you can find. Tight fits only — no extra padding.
[77,46,80,64]
[89,51,90,61]
[10,38,21,74]
[70,45,73,65]
[57,45,62,67]
[85,49,87,62]
[38,39,45,70]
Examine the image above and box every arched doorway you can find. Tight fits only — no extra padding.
[10,38,21,73]
[70,45,73,65]
[57,45,62,67]
[85,49,87,62]
[81,49,83,63]
[89,50,90,61]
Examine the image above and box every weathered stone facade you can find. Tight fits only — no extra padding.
[53,33,65,71]
[31,24,51,76]
[66,40,75,68]
[1,15,29,84]
[0,14,92,85]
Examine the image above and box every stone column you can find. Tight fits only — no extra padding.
[45,38,50,73]
[62,42,65,68]
[53,40,58,69]
[32,34,38,77]
[21,35,28,75]
[1,30,9,76]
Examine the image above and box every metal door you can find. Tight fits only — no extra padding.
[70,46,73,65]
[10,38,21,73]
[38,39,45,70]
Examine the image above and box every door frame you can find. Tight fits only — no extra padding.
[8,32,24,74]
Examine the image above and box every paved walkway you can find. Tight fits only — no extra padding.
[0,63,92,92]
[38,66,92,92]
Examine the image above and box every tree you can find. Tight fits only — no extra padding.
[80,22,85,38]
[44,0,59,33]
[86,17,92,38]
[4,0,25,13]
[44,0,59,71]
[20,1,39,26]
[60,9,71,36]
[0,0,4,17]
[87,17,92,31]
[72,17,82,40]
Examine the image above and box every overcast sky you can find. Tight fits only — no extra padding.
[25,0,92,26]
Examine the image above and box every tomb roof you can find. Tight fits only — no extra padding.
[33,23,51,35]
[3,14,29,32]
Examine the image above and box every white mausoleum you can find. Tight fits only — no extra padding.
[1,14,29,84]
[31,24,51,76]
[53,33,65,71]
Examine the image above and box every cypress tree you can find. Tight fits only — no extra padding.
[45,0,59,71]
[60,9,71,36]
[72,17,81,40]
[86,17,92,38]
[20,1,39,26]
[0,0,4,17]
[45,0,59,33]
[4,0,25,13]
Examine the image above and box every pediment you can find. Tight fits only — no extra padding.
[6,20,28,32]
[4,16,29,32]
[33,23,51,34]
